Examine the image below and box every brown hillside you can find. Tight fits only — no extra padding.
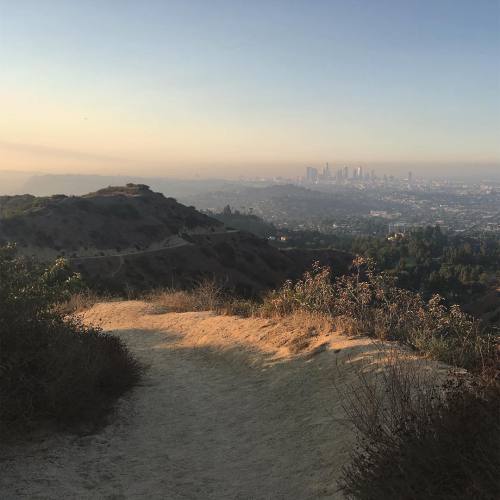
[0,184,221,254]
[0,185,351,293]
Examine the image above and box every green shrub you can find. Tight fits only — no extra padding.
[0,245,140,431]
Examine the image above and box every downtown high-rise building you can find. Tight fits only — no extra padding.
[353,166,363,179]
[322,163,331,180]
[306,166,318,182]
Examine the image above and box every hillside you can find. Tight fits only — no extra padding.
[211,209,277,238]
[0,184,350,293]
[0,184,220,252]
[0,301,448,499]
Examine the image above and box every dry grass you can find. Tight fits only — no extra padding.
[218,298,260,318]
[147,289,199,312]
[258,310,335,355]
[336,347,444,440]
[336,347,500,499]
[55,289,104,315]
[262,259,498,372]
[146,278,224,313]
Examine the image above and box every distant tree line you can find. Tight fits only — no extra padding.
[208,205,277,239]
[338,226,500,304]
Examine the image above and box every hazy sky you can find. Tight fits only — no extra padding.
[1,0,499,178]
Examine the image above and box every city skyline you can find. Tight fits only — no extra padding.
[1,0,499,178]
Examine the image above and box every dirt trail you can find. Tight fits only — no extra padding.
[1,302,415,499]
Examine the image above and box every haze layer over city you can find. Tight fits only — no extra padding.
[1,0,499,180]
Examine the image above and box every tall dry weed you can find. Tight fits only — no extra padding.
[337,347,499,499]
[265,258,497,371]
[148,278,224,313]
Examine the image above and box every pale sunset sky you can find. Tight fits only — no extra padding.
[1,0,499,178]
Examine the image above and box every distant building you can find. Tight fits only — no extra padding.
[408,171,413,187]
[353,166,363,179]
[322,163,331,180]
[306,167,318,182]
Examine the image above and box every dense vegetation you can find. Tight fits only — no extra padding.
[342,226,500,303]
[270,226,500,319]
[0,245,140,433]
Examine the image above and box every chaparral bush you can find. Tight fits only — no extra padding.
[338,351,499,499]
[0,245,140,432]
[264,258,497,371]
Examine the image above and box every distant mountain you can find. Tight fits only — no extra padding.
[18,174,233,198]
[0,184,350,294]
[0,170,38,195]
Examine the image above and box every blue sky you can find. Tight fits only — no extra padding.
[1,0,499,177]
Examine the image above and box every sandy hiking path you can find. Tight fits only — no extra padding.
[1,301,406,499]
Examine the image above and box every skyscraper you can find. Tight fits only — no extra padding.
[322,163,331,180]
[306,166,318,183]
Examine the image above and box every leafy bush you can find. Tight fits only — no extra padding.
[0,245,140,431]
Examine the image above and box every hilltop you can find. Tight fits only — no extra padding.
[0,184,350,293]
[0,184,220,252]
